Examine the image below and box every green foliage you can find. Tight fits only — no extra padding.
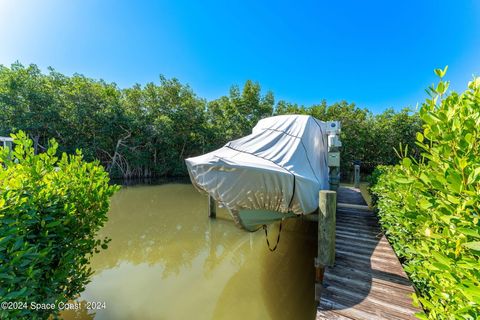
[367,165,390,205]
[207,80,274,146]
[0,131,119,319]
[370,73,480,319]
[0,62,420,179]
[0,64,275,178]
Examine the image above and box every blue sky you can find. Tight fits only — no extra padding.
[1,0,479,113]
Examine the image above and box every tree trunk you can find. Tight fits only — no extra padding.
[32,134,40,155]
[109,129,132,176]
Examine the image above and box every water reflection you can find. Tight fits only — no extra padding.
[61,183,316,320]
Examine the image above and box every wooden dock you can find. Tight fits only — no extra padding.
[317,187,423,320]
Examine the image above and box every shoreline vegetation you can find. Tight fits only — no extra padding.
[0,62,421,180]
[370,72,480,319]
[0,132,119,319]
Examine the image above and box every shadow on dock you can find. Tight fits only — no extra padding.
[317,187,422,320]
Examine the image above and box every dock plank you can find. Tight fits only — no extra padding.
[317,187,422,319]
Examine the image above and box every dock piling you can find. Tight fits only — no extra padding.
[208,195,216,218]
[315,190,336,302]
[354,162,361,188]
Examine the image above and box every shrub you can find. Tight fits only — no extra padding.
[370,69,480,319]
[367,165,391,206]
[0,131,119,319]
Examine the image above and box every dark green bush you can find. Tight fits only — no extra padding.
[0,132,119,319]
[371,69,480,319]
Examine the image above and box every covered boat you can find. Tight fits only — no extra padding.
[185,114,334,231]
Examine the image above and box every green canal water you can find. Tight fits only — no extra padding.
[61,183,317,320]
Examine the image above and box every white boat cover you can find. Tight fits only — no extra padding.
[185,115,330,228]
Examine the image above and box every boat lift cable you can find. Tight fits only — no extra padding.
[233,211,284,251]
[262,220,283,252]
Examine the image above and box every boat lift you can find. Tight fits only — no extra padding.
[0,137,13,150]
[203,118,342,303]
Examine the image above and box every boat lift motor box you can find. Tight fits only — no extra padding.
[326,121,342,160]
[327,135,342,152]
[326,121,341,134]
[328,152,340,167]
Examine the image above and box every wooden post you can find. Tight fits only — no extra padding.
[315,190,336,302]
[208,195,216,218]
[354,164,360,188]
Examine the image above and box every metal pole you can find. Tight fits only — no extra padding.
[329,166,340,191]
[327,122,341,191]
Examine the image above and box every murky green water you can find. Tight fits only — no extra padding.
[61,183,317,320]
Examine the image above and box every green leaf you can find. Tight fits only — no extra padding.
[467,167,480,184]
[419,297,435,310]
[45,220,61,228]
[414,312,428,320]
[464,133,473,144]
[463,241,480,251]
[434,66,448,78]
[4,287,28,300]
[423,112,441,125]
[416,132,424,142]
[442,65,448,77]
[431,261,450,271]
[418,198,432,210]
[457,228,480,238]
[436,82,445,94]
[458,158,468,170]
[0,273,14,281]
[447,171,463,193]
[417,173,430,185]
[432,251,452,266]
[460,286,480,304]
[395,177,415,184]
[446,194,460,204]
[402,158,412,168]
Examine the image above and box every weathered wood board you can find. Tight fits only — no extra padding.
[317,187,423,320]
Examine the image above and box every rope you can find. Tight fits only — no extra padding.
[263,220,283,252]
